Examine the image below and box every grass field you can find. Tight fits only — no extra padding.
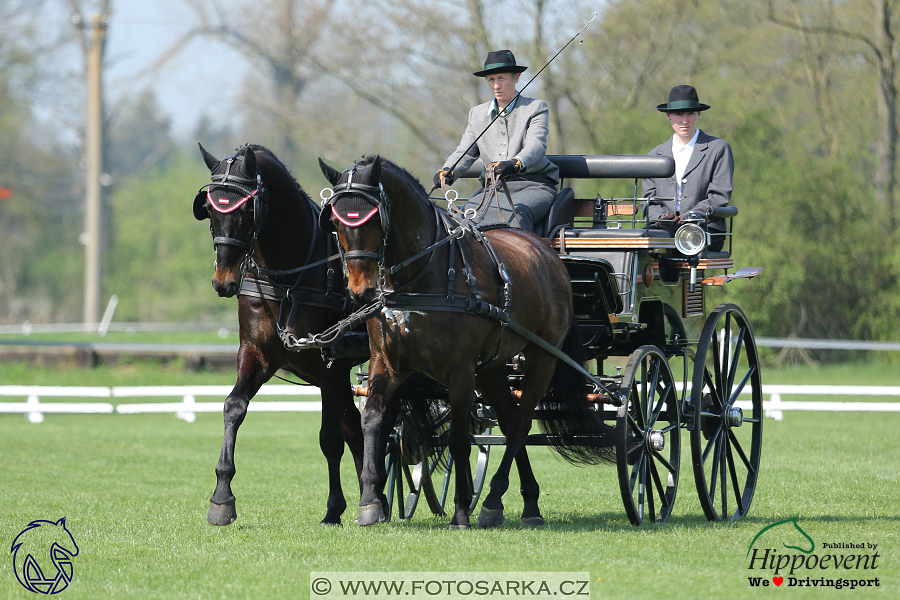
[1,349,899,599]
[1,403,898,598]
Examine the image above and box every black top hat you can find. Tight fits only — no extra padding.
[473,50,528,77]
[656,85,711,112]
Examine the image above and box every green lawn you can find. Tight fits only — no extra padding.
[1,408,897,599]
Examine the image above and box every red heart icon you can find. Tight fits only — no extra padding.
[773,577,783,586]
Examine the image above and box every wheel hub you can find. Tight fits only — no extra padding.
[725,405,743,428]
[648,430,665,452]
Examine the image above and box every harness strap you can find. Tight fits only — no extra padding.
[239,277,349,312]
[213,236,252,250]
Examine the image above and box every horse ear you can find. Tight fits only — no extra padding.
[366,155,382,187]
[193,191,209,221]
[242,146,258,177]
[318,158,343,187]
[198,143,219,172]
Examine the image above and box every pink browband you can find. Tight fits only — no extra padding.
[207,189,259,214]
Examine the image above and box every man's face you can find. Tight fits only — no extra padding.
[667,111,699,142]
[486,72,520,108]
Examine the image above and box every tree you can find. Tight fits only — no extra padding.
[768,0,899,228]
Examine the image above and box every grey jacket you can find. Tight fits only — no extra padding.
[442,95,560,185]
[642,130,733,232]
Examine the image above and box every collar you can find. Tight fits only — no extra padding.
[489,95,519,117]
[672,128,700,152]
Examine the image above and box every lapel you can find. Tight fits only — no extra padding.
[682,130,708,179]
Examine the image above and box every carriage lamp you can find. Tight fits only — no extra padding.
[674,223,707,256]
[674,222,708,293]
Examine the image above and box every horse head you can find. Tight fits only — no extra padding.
[318,156,389,304]
[193,143,268,297]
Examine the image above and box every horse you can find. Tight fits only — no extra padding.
[192,143,364,526]
[317,155,615,529]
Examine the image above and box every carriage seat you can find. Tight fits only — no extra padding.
[533,187,577,238]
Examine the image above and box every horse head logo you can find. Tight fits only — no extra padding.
[10,518,79,594]
[747,517,815,559]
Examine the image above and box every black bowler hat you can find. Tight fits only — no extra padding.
[656,85,711,112]
[473,50,528,77]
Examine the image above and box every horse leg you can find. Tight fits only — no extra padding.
[514,447,544,526]
[474,366,519,528]
[446,369,477,530]
[208,354,268,526]
[357,354,403,526]
[318,362,363,526]
[478,351,555,528]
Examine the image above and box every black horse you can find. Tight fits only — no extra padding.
[318,155,615,529]
[193,143,363,525]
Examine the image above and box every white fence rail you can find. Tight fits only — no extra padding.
[0,385,320,423]
[2,384,900,423]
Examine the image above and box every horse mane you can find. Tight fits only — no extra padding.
[238,143,307,198]
[355,154,428,198]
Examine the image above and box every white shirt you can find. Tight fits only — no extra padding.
[672,129,699,204]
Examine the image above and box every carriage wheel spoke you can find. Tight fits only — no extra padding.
[725,327,746,394]
[708,435,722,504]
[726,441,745,517]
[650,448,676,476]
[729,364,756,405]
[701,421,723,463]
[649,383,673,429]
[638,459,647,523]
[719,435,728,517]
[627,406,644,435]
[703,367,724,409]
[646,458,658,522]
[728,429,755,475]
[649,457,668,511]
[629,453,645,493]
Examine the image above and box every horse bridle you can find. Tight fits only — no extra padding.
[197,154,268,256]
[320,164,392,267]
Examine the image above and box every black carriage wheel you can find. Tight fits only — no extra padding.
[435,420,491,515]
[689,303,763,522]
[383,418,442,522]
[616,345,681,526]
[383,405,490,520]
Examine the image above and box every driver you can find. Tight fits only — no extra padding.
[434,50,559,233]
[642,84,733,252]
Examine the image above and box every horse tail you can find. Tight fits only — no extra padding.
[536,324,617,465]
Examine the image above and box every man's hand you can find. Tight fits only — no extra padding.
[493,160,520,179]
[658,212,681,225]
[433,168,454,189]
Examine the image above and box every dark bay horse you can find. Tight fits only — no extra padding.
[193,143,363,525]
[317,155,614,529]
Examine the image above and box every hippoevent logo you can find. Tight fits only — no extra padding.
[745,518,881,590]
[10,518,79,594]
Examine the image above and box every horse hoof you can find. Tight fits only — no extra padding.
[448,523,471,530]
[520,516,546,527]
[478,507,505,528]
[207,500,237,526]
[358,503,385,526]
[319,519,342,527]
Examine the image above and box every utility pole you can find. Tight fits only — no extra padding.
[75,10,109,326]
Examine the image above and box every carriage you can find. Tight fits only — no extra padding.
[364,154,764,526]
[194,145,762,529]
